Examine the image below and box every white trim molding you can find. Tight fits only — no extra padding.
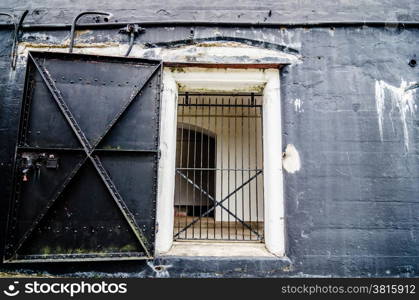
[156,67,285,256]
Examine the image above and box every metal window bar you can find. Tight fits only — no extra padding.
[174,93,264,241]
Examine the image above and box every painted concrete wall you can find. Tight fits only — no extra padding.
[0,1,418,277]
[2,0,418,24]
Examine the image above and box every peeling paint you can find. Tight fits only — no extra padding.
[135,41,301,64]
[16,39,300,69]
[147,36,300,54]
[375,79,417,151]
[282,265,294,272]
[16,42,127,67]
[22,32,63,44]
[177,84,265,94]
[74,29,92,39]
[19,41,120,51]
[147,261,171,278]
[276,29,302,50]
[294,98,303,113]
[282,144,301,173]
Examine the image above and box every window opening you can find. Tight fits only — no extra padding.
[174,93,264,241]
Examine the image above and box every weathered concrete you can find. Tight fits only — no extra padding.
[1,0,418,24]
[0,1,418,277]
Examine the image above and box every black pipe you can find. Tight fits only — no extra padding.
[11,10,28,69]
[0,11,28,69]
[0,12,14,21]
[69,11,112,53]
[125,31,134,56]
[0,20,418,31]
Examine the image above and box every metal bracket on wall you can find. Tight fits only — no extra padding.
[69,11,112,53]
[119,24,145,56]
[0,10,28,69]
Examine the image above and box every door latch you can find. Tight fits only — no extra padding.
[20,153,59,182]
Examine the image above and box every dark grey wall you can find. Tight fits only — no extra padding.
[0,1,418,277]
[1,0,419,23]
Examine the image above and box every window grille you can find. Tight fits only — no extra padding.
[174,93,264,241]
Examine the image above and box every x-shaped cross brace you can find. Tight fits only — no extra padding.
[9,53,161,259]
[174,169,263,239]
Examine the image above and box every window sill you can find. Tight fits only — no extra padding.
[162,241,279,258]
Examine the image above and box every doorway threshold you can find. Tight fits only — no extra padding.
[164,241,276,257]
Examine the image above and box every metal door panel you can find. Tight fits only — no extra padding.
[26,71,80,148]
[39,57,158,146]
[13,152,85,242]
[97,72,161,151]
[18,161,143,259]
[99,153,157,240]
[5,51,162,262]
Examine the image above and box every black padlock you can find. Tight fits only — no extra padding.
[46,154,59,169]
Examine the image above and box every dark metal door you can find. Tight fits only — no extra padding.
[4,51,162,262]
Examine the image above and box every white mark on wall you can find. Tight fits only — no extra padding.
[294,98,303,113]
[21,32,64,44]
[301,230,309,239]
[16,42,122,67]
[277,29,302,50]
[146,261,172,278]
[375,80,417,151]
[282,144,301,173]
[213,29,222,36]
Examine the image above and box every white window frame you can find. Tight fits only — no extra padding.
[155,67,285,256]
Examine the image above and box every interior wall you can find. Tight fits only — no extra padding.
[174,125,216,208]
[176,95,264,222]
